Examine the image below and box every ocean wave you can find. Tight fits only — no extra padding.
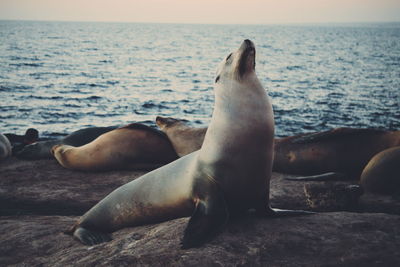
[9,56,40,61]
[0,85,34,91]
[142,101,169,110]
[9,62,44,67]
[84,96,103,101]
[26,95,64,100]
[286,65,303,71]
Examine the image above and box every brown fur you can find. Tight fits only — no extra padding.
[360,146,400,194]
[52,123,178,171]
[156,119,400,177]
[274,128,400,176]
[68,40,279,248]
[156,116,207,157]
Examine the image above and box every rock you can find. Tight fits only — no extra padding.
[303,182,363,211]
[271,173,400,215]
[0,213,399,266]
[359,193,400,215]
[0,158,311,216]
[0,157,146,215]
[1,157,400,265]
[1,158,400,216]
[269,173,312,210]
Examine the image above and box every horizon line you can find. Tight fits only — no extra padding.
[1,18,400,26]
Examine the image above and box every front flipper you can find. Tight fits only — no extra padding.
[181,183,229,249]
[256,206,315,217]
[268,208,315,216]
[72,227,112,246]
[285,172,348,182]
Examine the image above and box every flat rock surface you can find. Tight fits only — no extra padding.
[1,158,400,266]
[0,158,311,216]
[1,213,399,266]
[0,158,144,215]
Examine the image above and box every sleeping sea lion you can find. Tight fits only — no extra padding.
[155,118,400,178]
[360,146,400,194]
[52,123,178,171]
[16,126,118,160]
[0,133,12,161]
[274,128,400,176]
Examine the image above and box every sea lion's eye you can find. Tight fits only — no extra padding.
[226,53,232,62]
[215,75,220,83]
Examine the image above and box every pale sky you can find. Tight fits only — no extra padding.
[1,0,400,24]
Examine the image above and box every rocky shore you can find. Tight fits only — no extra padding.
[1,157,399,266]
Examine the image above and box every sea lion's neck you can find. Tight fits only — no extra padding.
[199,77,274,162]
[213,78,272,128]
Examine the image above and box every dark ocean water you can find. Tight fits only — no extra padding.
[0,21,399,138]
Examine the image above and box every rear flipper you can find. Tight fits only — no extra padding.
[285,172,348,182]
[181,182,229,249]
[71,227,112,246]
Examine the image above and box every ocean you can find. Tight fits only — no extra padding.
[0,21,399,138]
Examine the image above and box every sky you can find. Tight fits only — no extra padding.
[1,0,400,24]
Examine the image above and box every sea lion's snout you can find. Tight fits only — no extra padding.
[238,39,256,78]
[155,116,165,126]
[156,116,182,128]
[242,39,255,51]
[51,144,61,155]
[244,39,254,46]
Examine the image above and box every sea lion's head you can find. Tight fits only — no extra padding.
[156,116,188,130]
[215,39,256,84]
[24,128,39,144]
[51,144,75,169]
[51,144,63,156]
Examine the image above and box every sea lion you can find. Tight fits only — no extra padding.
[155,117,400,178]
[155,116,207,156]
[0,133,12,161]
[282,130,400,195]
[5,128,39,144]
[66,40,309,248]
[16,126,118,160]
[360,146,400,194]
[4,128,39,155]
[52,123,178,171]
[274,128,400,176]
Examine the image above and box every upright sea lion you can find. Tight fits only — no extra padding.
[360,146,400,194]
[66,40,309,248]
[16,126,118,160]
[52,123,178,171]
[0,133,12,161]
[155,116,207,156]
